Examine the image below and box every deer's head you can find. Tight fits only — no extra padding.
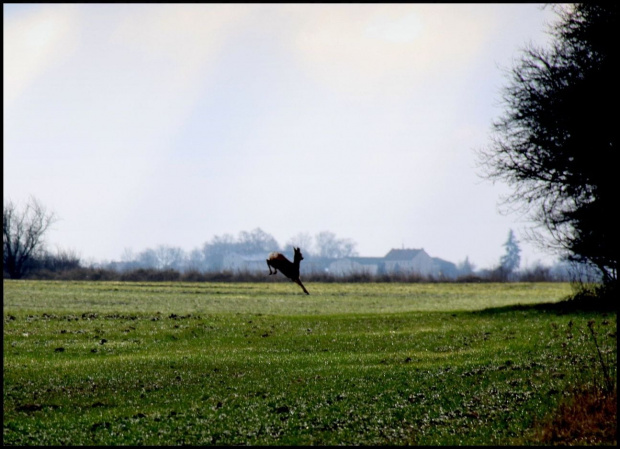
[293,247,304,262]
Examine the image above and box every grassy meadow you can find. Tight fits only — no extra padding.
[3,280,617,445]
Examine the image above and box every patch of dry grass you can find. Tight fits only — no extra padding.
[534,387,617,445]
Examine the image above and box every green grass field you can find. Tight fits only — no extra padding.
[3,280,616,445]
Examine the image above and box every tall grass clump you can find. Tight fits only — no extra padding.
[527,318,617,445]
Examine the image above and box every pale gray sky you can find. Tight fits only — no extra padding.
[4,4,560,269]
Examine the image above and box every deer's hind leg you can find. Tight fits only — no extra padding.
[266,260,277,275]
[295,279,310,295]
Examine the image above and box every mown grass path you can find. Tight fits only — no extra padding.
[3,281,616,445]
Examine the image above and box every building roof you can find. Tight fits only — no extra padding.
[383,249,426,261]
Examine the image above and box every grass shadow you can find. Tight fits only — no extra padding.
[477,296,616,315]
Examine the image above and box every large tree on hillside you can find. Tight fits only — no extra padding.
[3,197,57,279]
[478,4,618,285]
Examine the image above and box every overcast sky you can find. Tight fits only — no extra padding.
[4,4,561,269]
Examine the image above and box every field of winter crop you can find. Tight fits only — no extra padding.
[3,280,616,445]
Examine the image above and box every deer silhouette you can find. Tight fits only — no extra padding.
[266,247,309,295]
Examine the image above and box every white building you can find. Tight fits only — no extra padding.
[222,253,267,273]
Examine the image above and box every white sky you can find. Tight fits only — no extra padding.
[4,4,561,269]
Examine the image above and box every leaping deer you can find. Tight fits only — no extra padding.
[266,247,309,295]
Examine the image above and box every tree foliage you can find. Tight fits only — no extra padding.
[479,4,618,284]
[3,197,57,279]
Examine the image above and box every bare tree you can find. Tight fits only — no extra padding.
[202,233,236,270]
[285,232,314,256]
[3,197,57,279]
[186,248,206,271]
[136,248,158,269]
[314,231,358,259]
[153,245,185,270]
[237,228,280,254]
[201,229,280,271]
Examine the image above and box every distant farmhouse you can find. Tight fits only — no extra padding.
[223,248,458,279]
[222,253,267,273]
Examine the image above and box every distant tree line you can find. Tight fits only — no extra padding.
[109,229,358,274]
[9,256,597,284]
[3,198,604,284]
